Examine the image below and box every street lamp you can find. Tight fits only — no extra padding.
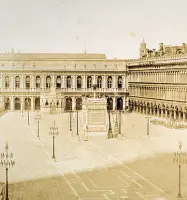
[173,141,187,198]
[77,109,80,141]
[49,120,59,160]
[107,98,113,139]
[145,116,151,136]
[0,142,15,200]
[34,110,42,139]
[26,99,30,125]
[119,105,122,139]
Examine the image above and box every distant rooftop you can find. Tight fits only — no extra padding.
[0,53,107,61]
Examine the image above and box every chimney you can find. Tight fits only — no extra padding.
[153,49,156,56]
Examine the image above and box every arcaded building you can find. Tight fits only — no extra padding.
[128,40,187,121]
[0,52,128,112]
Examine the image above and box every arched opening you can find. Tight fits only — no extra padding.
[46,76,51,89]
[35,97,40,110]
[140,102,143,113]
[67,76,71,88]
[25,76,30,89]
[171,106,174,119]
[56,76,61,89]
[4,97,10,110]
[147,102,150,115]
[154,104,157,116]
[166,105,170,118]
[45,100,49,107]
[66,98,72,111]
[137,101,140,112]
[117,97,123,110]
[107,98,113,110]
[150,103,153,115]
[97,76,102,88]
[5,76,10,89]
[14,98,21,110]
[36,76,41,88]
[107,76,112,88]
[24,98,31,110]
[77,76,82,89]
[117,76,122,89]
[158,104,161,117]
[179,108,183,120]
[87,76,92,88]
[162,104,165,117]
[76,98,82,110]
[15,76,20,88]
[175,106,179,120]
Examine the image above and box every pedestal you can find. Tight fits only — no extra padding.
[82,98,107,137]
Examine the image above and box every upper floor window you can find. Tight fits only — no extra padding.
[36,76,40,88]
[46,76,51,88]
[56,76,61,89]
[87,76,92,88]
[25,76,30,89]
[15,76,20,88]
[118,76,122,89]
[77,76,82,89]
[107,76,112,88]
[97,76,102,88]
[5,76,9,88]
[67,76,71,88]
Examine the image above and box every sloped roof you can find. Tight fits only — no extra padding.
[0,53,107,61]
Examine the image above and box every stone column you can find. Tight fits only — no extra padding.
[31,97,34,110]
[113,97,115,110]
[21,96,24,112]
[72,97,76,111]
[10,97,14,111]
[174,110,176,120]
[103,76,106,90]
[113,75,116,91]
[183,112,186,121]
[61,76,64,88]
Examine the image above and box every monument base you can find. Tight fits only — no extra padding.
[85,131,107,136]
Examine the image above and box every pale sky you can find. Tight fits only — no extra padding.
[0,0,187,59]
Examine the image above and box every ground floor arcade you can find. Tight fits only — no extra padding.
[0,95,127,112]
[128,98,187,121]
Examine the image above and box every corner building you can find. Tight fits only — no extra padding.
[0,53,128,112]
[128,41,187,121]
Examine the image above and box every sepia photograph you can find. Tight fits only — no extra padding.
[0,0,187,199]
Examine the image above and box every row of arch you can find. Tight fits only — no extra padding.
[4,97,40,110]
[4,75,123,89]
[129,70,187,83]
[128,99,187,120]
[64,97,123,111]
[3,96,124,111]
[129,86,187,102]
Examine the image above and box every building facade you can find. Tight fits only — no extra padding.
[0,53,128,112]
[128,41,187,121]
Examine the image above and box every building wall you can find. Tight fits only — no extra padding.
[0,58,129,112]
[127,55,187,121]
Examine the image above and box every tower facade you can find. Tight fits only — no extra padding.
[139,39,147,58]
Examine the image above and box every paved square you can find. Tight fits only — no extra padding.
[0,111,187,199]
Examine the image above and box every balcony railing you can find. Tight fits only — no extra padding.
[0,87,128,93]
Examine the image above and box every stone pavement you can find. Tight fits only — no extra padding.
[0,111,187,199]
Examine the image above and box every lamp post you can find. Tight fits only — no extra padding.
[107,99,113,139]
[34,110,42,139]
[173,141,187,199]
[26,99,30,125]
[49,120,59,160]
[77,109,80,141]
[119,107,122,139]
[145,116,151,136]
[0,142,15,200]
